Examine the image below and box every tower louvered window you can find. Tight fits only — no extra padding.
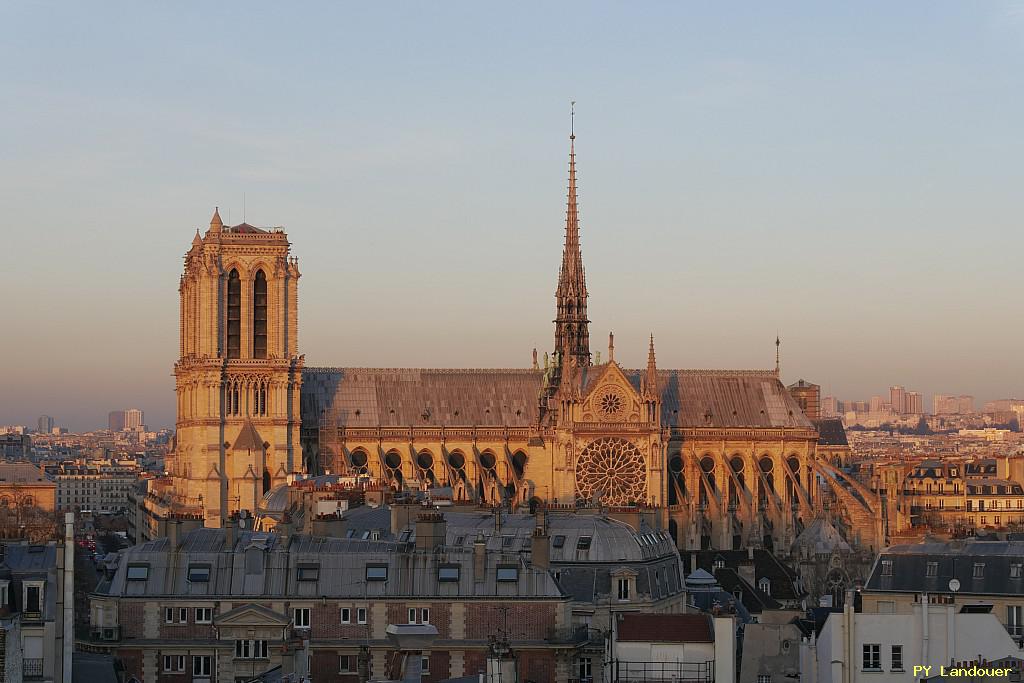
[253,270,267,358]
[226,269,241,359]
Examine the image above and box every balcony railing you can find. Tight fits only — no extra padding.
[611,660,714,683]
[24,658,44,679]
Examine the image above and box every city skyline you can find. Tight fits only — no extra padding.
[5,2,1024,431]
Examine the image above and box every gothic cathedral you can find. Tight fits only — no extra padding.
[164,133,886,552]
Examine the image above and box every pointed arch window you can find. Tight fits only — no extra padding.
[226,270,241,359]
[253,270,267,359]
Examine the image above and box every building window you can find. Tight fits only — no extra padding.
[163,655,185,672]
[187,565,211,583]
[357,608,367,624]
[422,655,430,674]
[577,536,592,550]
[579,657,592,681]
[341,607,351,624]
[297,564,320,581]
[340,655,355,673]
[193,655,212,677]
[126,564,149,581]
[408,608,416,624]
[366,565,388,582]
[758,676,772,683]
[553,535,566,548]
[926,562,938,578]
[165,607,174,624]
[758,577,771,595]
[253,269,268,359]
[617,578,630,601]
[1009,606,1023,636]
[973,563,985,578]
[881,560,893,576]
[235,639,269,659]
[178,607,188,623]
[1012,564,1023,579]
[496,566,519,582]
[421,608,430,624]
[24,583,42,614]
[892,645,903,671]
[294,607,310,628]
[862,644,881,670]
[502,535,515,548]
[438,565,460,582]
[226,269,241,359]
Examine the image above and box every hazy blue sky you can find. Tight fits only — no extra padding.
[3,2,1024,431]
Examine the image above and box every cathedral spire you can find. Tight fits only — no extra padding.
[553,102,591,367]
[642,334,658,394]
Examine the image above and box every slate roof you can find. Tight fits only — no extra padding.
[866,540,1024,596]
[813,418,848,446]
[682,550,804,602]
[616,613,714,643]
[302,366,813,430]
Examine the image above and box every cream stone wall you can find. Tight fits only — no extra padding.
[169,211,303,527]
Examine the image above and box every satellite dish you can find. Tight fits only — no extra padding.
[949,578,961,592]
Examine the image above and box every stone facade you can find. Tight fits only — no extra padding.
[168,210,303,528]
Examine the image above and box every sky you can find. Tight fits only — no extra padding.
[2,2,1024,431]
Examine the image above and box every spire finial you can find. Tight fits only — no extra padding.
[644,333,658,393]
[608,331,615,363]
[210,206,223,233]
[775,335,781,376]
[570,100,576,140]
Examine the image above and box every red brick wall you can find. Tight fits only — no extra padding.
[118,603,144,639]
[423,650,451,682]
[311,604,376,640]
[517,649,556,683]
[157,608,215,641]
[463,650,487,678]
[116,649,143,680]
[464,602,555,640]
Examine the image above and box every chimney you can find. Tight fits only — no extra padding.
[494,506,502,533]
[473,532,487,583]
[224,515,236,551]
[531,525,550,571]
[278,512,293,548]
[167,517,180,550]
[415,511,446,553]
[391,503,417,535]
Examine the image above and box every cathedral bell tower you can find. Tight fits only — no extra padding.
[553,128,591,369]
[172,209,303,528]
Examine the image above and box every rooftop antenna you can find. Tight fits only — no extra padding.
[570,100,576,139]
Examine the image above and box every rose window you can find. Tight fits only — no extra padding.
[596,386,628,419]
[575,437,647,506]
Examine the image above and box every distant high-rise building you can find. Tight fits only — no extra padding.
[958,395,974,414]
[933,394,955,414]
[124,408,144,430]
[889,385,906,414]
[905,391,923,415]
[108,410,126,431]
[870,395,885,413]
[822,395,838,418]
[37,415,54,433]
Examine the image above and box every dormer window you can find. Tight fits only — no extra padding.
[496,566,519,582]
[553,535,566,549]
[366,565,388,582]
[617,577,630,601]
[713,558,726,570]
[297,564,320,581]
[126,564,150,581]
[577,536,592,551]
[973,563,985,579]
[187,565,211,583]
[758,577,771,596]
[926,562,938,578]
[881,560,893,576]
